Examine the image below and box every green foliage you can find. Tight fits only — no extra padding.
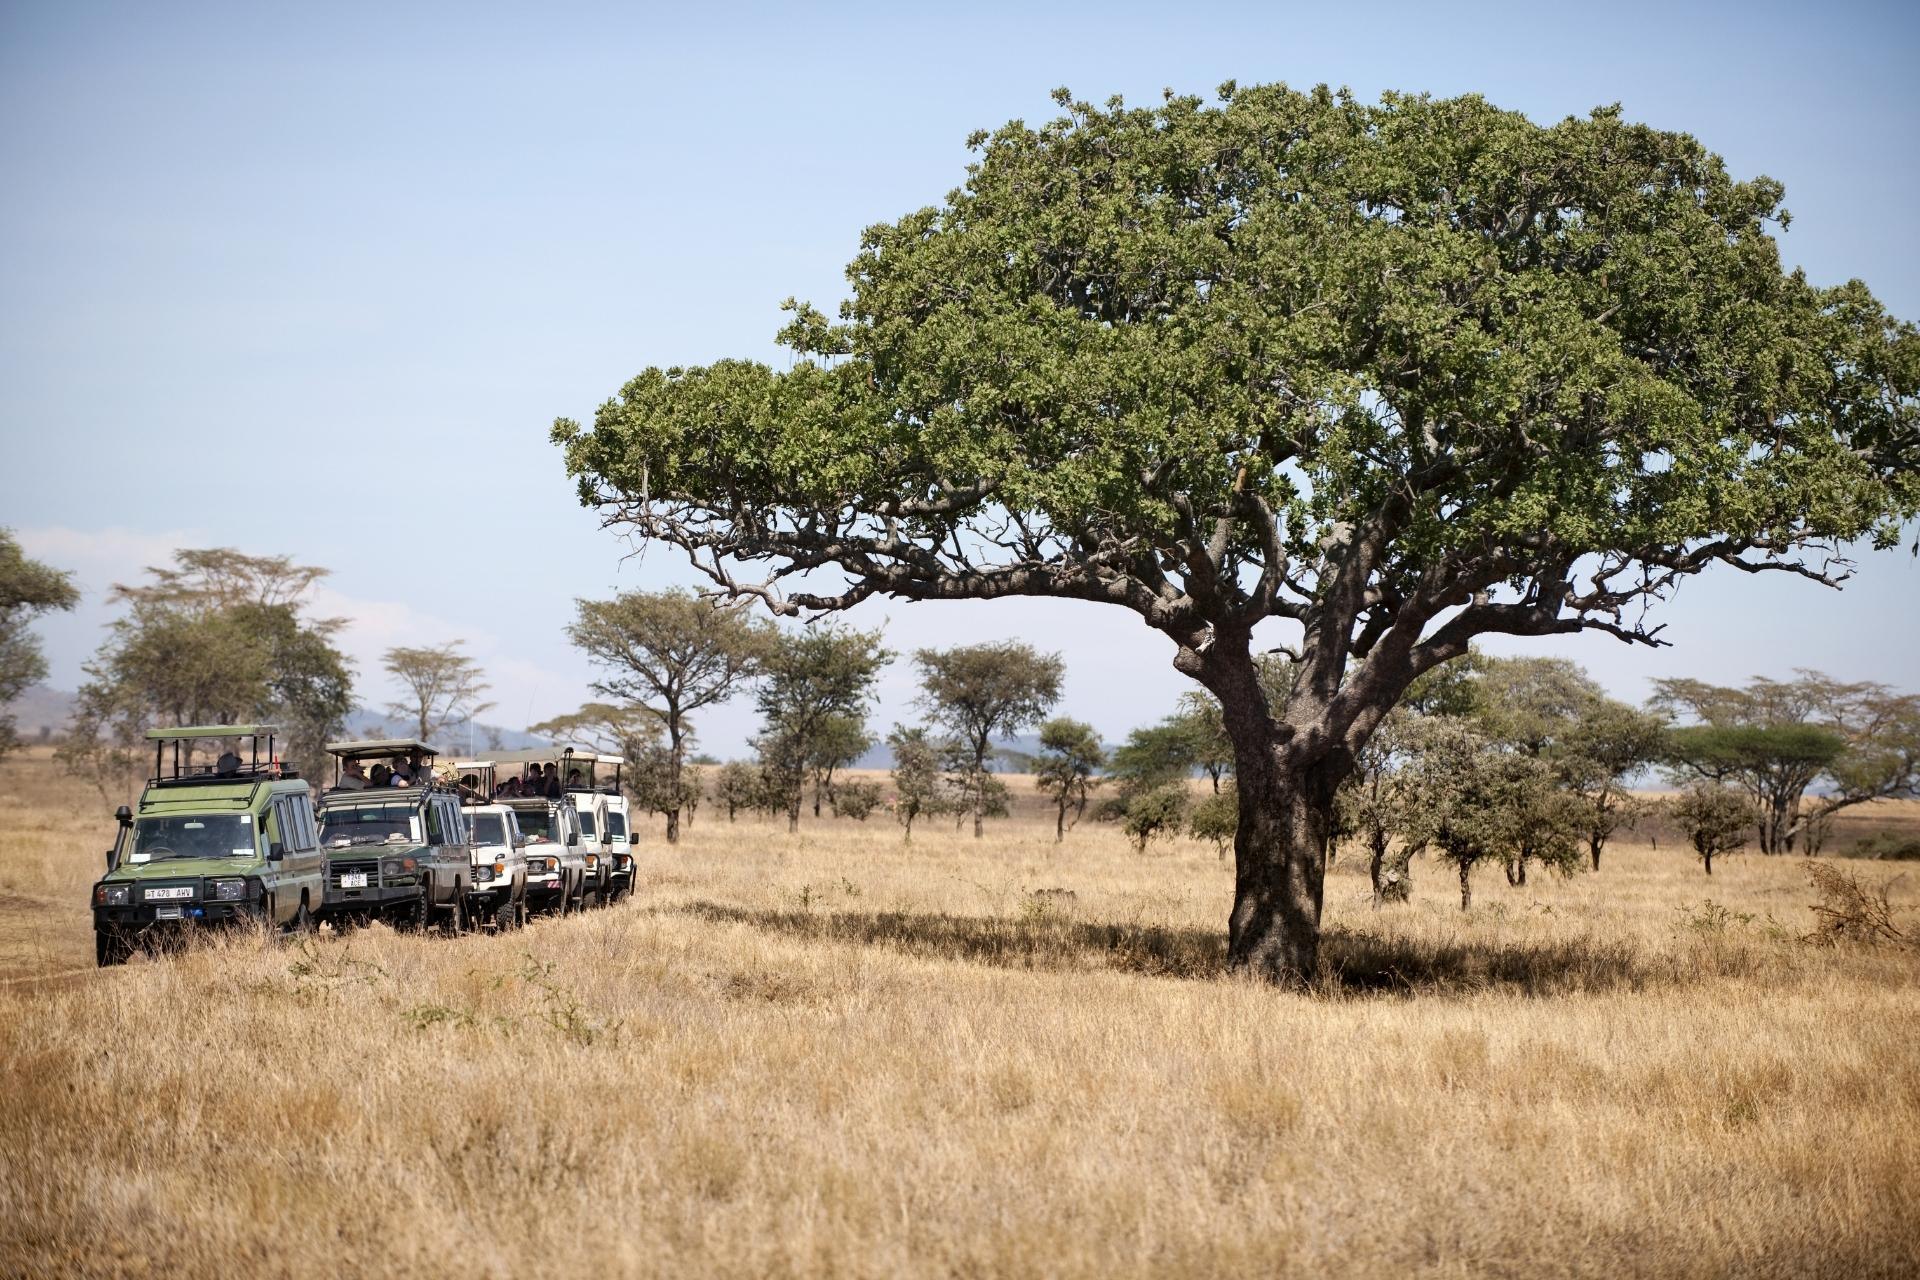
[754,624,891,827]
[914,641,1062,835]
[1032,716,1106,839]
[0,530,78,758]
[1189,785,1238,856]
[713,760,759,821]
[1667,784,1753,872]
[1844,832,1920,861]
[834,779,882,821]
[886,724,945,839]
[1123,784,1191,852]
[63,549,350,784]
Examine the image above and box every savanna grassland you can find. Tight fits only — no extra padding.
[1,748,1917,1279]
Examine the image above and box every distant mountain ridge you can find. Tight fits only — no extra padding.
[0,687,548,753]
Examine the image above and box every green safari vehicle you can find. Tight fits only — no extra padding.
[91,725,324,967]
[314,739,472,932]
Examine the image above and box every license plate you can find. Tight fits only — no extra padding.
[146,886,192,901]
[341,872,369,889]
[155,906,183,920]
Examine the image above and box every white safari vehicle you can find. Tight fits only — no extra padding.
[452,759,529,929]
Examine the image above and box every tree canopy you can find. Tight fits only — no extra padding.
[0,531,78,758]
[555,83,1919,983]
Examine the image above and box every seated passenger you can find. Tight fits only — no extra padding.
[215,751,242,778]
[370,763,393,787]
[565,769,584,789]
[335,759,369,791]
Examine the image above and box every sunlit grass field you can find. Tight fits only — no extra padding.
[2,748,1917,1278]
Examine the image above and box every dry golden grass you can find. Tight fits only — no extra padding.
[3,748,1918,1278]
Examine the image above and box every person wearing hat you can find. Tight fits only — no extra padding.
[336,758,369,791]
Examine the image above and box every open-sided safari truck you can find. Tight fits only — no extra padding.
[449,759,530,930]
[90,725,323,967]
[314,740,471,933]
[484,747,596,913]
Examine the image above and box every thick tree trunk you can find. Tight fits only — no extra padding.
[1224,755,1333,984]
[1055,799,1066,842]
[665,808,680,843]
[1459,860,1473,911]
[1589,835,1603,873]
[1703,850,1713,876]
[1505,858,1526,888]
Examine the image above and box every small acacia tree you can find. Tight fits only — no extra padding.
[1668,783,1752,875]
[914,641,1063,837]
[887,725,944,841]
[1032,716,1105,840]
[755,624,890,832]
[714,760,758,822]
[567,590,774,842]
[384,642,493,744]
[556,86,1920,982]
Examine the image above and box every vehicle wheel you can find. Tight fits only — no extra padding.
[95,929,131,968]
[403,890,431,934]
[442,885,466,937]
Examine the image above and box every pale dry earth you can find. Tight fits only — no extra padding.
[1,749,1916,1278]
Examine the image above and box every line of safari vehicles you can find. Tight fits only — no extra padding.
[89,725,637,966]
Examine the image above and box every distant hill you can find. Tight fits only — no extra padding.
[2,685,75,743]
[0,687,547,752]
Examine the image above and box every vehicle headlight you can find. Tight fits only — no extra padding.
[474,864,493,882]
[213,879,249,902]
[96,883,131,907]
[545,858,558,872]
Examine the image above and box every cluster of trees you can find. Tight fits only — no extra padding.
[49,546,496,793]
[1092,656,1919,898]
[540,597,1076,845]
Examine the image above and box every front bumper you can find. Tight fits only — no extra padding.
[94,900,264,932]
[321,879,422,914]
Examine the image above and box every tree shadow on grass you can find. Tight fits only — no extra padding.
[670,902,1721,997]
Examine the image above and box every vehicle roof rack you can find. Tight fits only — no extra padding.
[145,724,286,787]
[324,738,441,758]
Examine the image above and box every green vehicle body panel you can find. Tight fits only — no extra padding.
[92,775,326,932]
[314,790,470,918]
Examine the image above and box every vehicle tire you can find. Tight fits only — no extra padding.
[403,889,431,934]
[443,885,466,937]
[289,898,316,936]
[95,929,131,968]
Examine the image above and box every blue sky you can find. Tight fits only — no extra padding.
[3,0,1916,757]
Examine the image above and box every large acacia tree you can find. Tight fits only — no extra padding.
[555,85,1920,983]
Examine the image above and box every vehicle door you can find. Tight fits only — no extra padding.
[423,796,459,904]
[276,791,325,916]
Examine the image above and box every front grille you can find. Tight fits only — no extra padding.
[328,861,379,891]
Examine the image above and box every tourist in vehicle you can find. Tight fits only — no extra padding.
[215,751,242,777]
[335,759,369,791]
[370,763,392,787]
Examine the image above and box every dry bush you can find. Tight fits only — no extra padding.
[1803,862,1911,948]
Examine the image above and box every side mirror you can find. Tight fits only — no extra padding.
[268,842,286,862]
[566,831,579,846]
[104,848,116,872]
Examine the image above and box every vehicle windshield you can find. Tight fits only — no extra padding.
[606,812,627,839]
[516,807,555,842]
[577,810,596,838]
[319,802,418,847]
[130,814,255,862]
[467,814,506,847]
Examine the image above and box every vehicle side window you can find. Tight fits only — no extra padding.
[291,796,317,851]
[426,800,445,845]
[446,801,466,845]
[263,803,282,851]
